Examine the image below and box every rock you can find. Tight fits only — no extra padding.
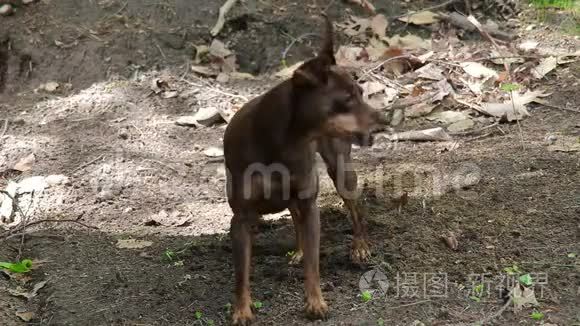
[45,174,70,186]
[192,106,224,126]
[0,4,13,16]
[447,119,474,132]
[23,0,37,4]
[39,81,60,93]
[216,72,230,83]
[175,116,201,127]
[203,146,224,157]
[390,108,404,126]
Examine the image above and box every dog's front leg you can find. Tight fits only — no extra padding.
[295,198,329,320]
[231,212,256,325]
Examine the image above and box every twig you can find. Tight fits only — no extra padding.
[181,77,249,101]
[450,122,499,136]
[3,218,98,240]
[0,119,8,138]
[390,0,458,19]
[113,1,129,16]
[0,190,28,228]
[282,33,317,65]
[72,154,104,174]
[534,99,580,114]
[508,90,525,149]
[154,40,167,60]
[358,55,415,81]
[388,300,432,309]
[210,0,239,36]
[475,296,512,325]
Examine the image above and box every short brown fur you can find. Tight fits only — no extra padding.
[223,14,384,325]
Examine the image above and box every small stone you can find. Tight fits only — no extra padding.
[22,0,36,5]
[45,175,70,186]
[203,146,224,157]
[0,4,13,16]
[545,134,557,144]
[216,72,230,83]
[390,108,404,126]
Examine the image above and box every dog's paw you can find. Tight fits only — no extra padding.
[288,249,303,265]
[304,296,329,320]
[350,238,371,264]
[232,306,254,326]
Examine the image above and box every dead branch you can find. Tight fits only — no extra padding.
[2,218,98,240]
[72,154,105,174]
[210,0,239,37]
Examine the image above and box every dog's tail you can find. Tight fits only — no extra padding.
[319,13,336,65]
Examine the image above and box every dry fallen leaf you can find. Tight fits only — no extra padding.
[415,63,444,81]
[15,311,35,322]
[370,14,388,38]
[116,239,153,249]
[512,285,539,312]
[480,90,550,121]
[460,62,498,79]
[8,280,48,300]
[398,11,440,25]
[335,46,367,67]
[385,34,431,50]
[448,119,474,132]
[209,39,232,58]
[191,65,218,77]
[532,56,558,79]
[405,103,438,118]
[427,111,470,124]
[13,154,35,172]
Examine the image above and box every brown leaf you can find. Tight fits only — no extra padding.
[371,14,388,38]
[442,231,459,250]
[13,154,35,172]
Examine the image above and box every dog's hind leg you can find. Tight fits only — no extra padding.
[317,137,371,264]
[231,211,258,325]
[288,203,305,265]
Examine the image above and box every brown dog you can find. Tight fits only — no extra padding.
[223,14,384,325]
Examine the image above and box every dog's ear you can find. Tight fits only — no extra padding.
[291,14,336,88]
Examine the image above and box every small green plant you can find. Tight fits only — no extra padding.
[503,264,521,276]
[194,311,203,320]
[164,249,176,261]
[361,290,372,303]
[530,310,544,320]
[500,82,521,92]
[224,303,232,313]
[252,301,263,310]
[567,252,577,258]
[207,320,215,326]
[519,274,533,286]
[286,250,295,257]
[377,317,385,326]
[470,283,484,302]
[0,259,33,273]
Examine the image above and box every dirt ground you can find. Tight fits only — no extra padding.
[0,0,579,325]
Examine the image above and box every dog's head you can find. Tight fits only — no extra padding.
[290,15,384,146]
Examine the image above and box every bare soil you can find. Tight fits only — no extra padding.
[0,1,579,325]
